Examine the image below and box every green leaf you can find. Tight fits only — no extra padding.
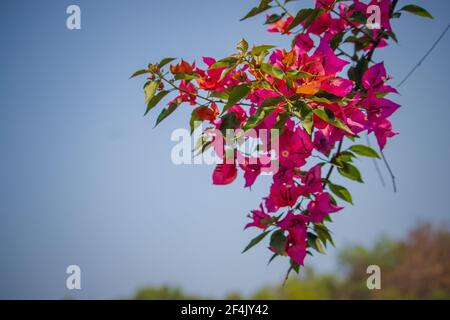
[290,259,300,274]
[236,38,249,53]
[211,57,239,69]
[335,150,355,163]
[265,13,284,24]
[155,101,178,127]
[312,107,353,134]
[385,30,399,43]
[307,232,324,254]
[189,107,201,134]
[301,112,314,135]
[328,182,353,204]
[315,238,325,254]
[130,69,150,79]
[219,112,239,137]
[267,253,279,265]
[261,63,285,80]
[144,90,170,116]
[333,119,353,134]
[243,106,276,131]
[286,70,313,80]
[270,230,287,255]
[251,44,276,56]
[400,5,433,19]
[337,162,364,183]
[349,144,380,158]
[144,81,159,104]
[292,101,314,135]
[314,223,334,247]
[273,112,289,133]
[219,65,237,82]
[284,8,313,33]
[312,107,333,122]
[210,91,229,100]
[241,0,272,21]
[193,134,212,156]
[245,97,283,133]
[222,83,251,113]
[174,73,199,81]
[260,96,284,108]
[242,230,271,253]
[158,57,176,69]
[285,8,324,33]
[330,32,345,50]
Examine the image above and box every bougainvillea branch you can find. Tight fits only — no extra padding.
[131,0,432,280]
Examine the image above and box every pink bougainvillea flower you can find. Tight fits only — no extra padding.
[285,230,308,265]
[354,0,392,32]
[364,33,389,52]
[267,15,294,34]
[294,33,314,54]
[239,155,272,188]
[269,179,304,208]
[230,69,248,83]
[273,164,296,185]
[169,59,195,75]
[279,126,313,168]
[169,80,197,105]
[305,11,332,36]
[321,77,353,97]
[264,196,279,213]
[315,36,350,75]
[278,211,310,232]
[307,192,343,223]
[241,163,261,188]
[247,89,279,106]
[360,97,400,120]
[195,57,227,91]
[314,130,333,156]
[245,203,271,229]
[212,163,238,185]
[195,102,219,122]
[371,117,398,150]
[300,164,323,195]
[342,104,369,134]
[362,62,398,95]
[362,62,387,89]
[374,0,393,32]
[278,211,310,265]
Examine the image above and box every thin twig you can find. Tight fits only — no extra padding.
[282,266,293,286]
[322,139,344,189]
[365,133,386,187]
[275,0,294,18]
[398,23,450,87]
[380,149,397,193]
[317,0,375,41]
[159,73,253,107]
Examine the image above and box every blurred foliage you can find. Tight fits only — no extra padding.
[133,223,450,300]
[134,286,202,300]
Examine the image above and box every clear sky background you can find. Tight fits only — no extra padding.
[0,0,449,299]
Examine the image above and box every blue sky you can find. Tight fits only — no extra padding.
[0,0,449,299]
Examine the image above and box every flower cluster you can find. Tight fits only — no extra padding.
[132,0,432,277]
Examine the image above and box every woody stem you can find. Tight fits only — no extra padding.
[275,0,294,18]
[322,139,344,189]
